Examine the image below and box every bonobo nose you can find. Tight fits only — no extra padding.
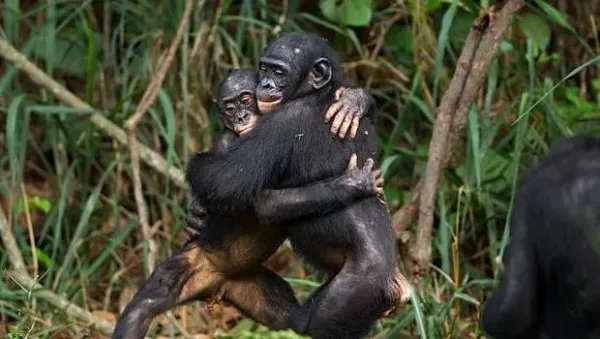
[236,110,250,122]
[260,79,273,89]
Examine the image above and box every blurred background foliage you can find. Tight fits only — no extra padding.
[1,0,599,338]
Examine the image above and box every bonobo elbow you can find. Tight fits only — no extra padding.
[480,299,536,338]
[254,191,280,225]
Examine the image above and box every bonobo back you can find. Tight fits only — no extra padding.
[272,92,379,190]
[482,136,600,339]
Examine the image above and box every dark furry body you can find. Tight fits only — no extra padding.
[481,136,600,339]
[188,85,404,339]
[113,77,385,339]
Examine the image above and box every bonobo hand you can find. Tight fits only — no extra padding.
[325,87,369,139]
[185,197,208,237]
[343,154,384,198]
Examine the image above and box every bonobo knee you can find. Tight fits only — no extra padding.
[355,248,386,276]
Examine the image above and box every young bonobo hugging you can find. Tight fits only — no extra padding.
[481,136,600,339]
[187,32,411,339]
[112,69,378,337]
[209,68,376,155]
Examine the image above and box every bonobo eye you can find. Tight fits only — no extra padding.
[274,68,284,76]
[224,105,236,116]
[240,95,253,106]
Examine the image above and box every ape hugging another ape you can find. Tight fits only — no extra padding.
[114,32,409,339]
[481,136,600,338]
[113,30,600,339]
[185,32,411,338]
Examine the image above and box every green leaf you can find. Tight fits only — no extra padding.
[28,196,52,214]
[34,248,54,269]
[534,0,576,33]
[517,13,552,50]
[319,0,373,27]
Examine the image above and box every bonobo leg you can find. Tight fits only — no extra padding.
[288,253,407,339]
[113,243,220,339]
[113,242,300,338]
[220,266,300,329]
[481,236,539,338]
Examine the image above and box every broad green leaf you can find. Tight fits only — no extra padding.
[319,0,373,27]
[517,13,552,51]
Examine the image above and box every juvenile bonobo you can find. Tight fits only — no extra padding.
[209,68,376,154]
[187,32,411,339]
[481,136,600,339]
[187,68,377,234]
[113,69,378,338]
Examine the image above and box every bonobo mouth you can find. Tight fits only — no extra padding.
[235,115,258,135]
[257,93,283,113]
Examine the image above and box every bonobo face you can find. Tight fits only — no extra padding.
[256,32,336,113]
[217,69,259,135]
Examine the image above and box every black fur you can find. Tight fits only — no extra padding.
[481,136,600,339]
[186,32,404,339]
[114,49,382,339]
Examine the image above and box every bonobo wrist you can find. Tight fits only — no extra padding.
[330,174,365,205]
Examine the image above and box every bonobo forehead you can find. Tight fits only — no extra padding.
[261,32,338,69]
[219,69,259,101]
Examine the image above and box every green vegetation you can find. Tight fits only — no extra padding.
[0,0,598,338]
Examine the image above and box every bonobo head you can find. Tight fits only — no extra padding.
[256,32,342,113]
[216,69,259,135]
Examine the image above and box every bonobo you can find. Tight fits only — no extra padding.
[112,69,378,338]
[187,32,411,339]
[187,68,377,233]
[481,136,600,339]
[211,68,376,153]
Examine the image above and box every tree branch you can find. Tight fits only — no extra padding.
[0,206,27,276]
[0,37,186,189]
[124,0,193,274]
[0,207,115,335]
[411,0,524,275]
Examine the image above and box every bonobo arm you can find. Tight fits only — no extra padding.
[325,85,377,139]
[254,155,382,225]
[481,236,538,338]
[186,112,294,212]
[185,129,239,234]
[213,129,238,154]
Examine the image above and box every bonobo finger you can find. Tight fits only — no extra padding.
[338,112,354,139]
[325,101,343,122]
[346,154,358,170]
[335,87,345,101]
[375,178,384,187]
[376,188,384,197]
[349,116,360,139]
[330,108,347,135]
[363,158,374,172]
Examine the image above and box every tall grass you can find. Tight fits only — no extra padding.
[0,0,598,338]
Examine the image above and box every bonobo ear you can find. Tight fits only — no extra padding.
[311,57,332,90]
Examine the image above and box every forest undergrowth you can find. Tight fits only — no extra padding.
[1,1,600,338]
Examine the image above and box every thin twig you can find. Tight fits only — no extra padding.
[0,206,115,334]
[0,36,186,188]
[412,0,525,275]
[0,206,27,275]
[7,269,115,335]
[124,0,194,273]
